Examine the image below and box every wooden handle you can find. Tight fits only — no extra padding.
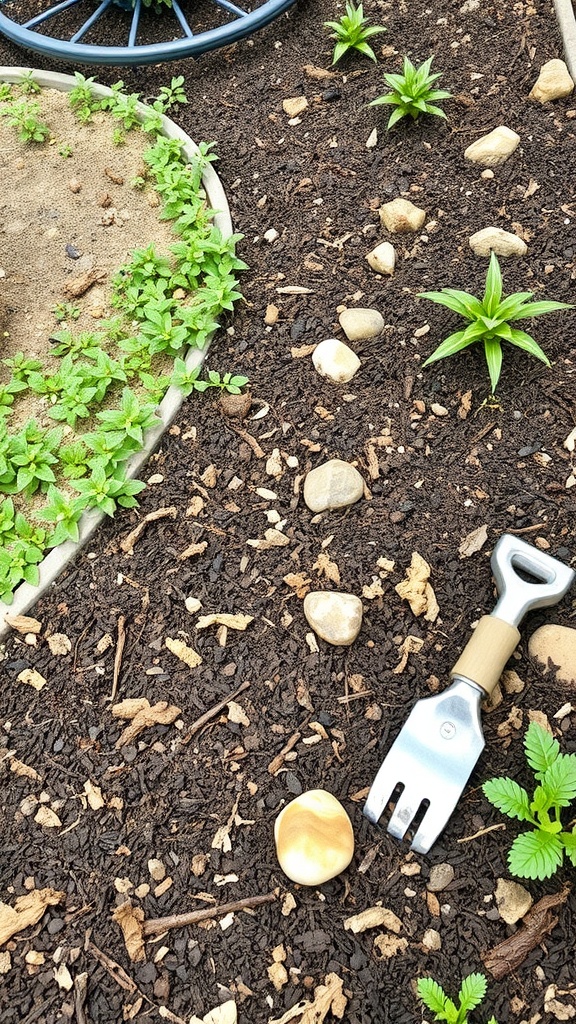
[450,615,521,695]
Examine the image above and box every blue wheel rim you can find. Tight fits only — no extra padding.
[0,0,297,64]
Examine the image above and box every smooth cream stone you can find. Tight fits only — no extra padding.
[469,226,527,257]
[464,126,520,166]
[366,241,396,275]
[303,459,364,513]
[529,624,576,684]
[312,337,360,383]
[379,197,426,233]
[529,59,574,103]
[495,878,533,925]
[274,790,354,885]
[303,591,363,646]
[339,307,384,341]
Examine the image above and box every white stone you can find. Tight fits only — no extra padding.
[366,241,396,276]
[303,459,364,513]
[464,126,521,167]
[312,337,360,383]
[529,625,576,684]
[469,226,527,257]
[495,878,533,925]
[303,591,363,646]
[339,307,385,341]
[422,928,442,951]
[529,59,574,103]
[263,228,279,243]
[460,0,480,10]
[379,197,426,233]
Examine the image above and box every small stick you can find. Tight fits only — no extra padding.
[73,972,89,1024]
[110,615,126,702]
[506,523,547,536]
[268,729,302,775]
[457,822,506,843]
[482,884,571,979]
[86,941,137,994]
[143,892,276,936]
[181,679,250,744]
[120,506,177,555]
[228,424,265,458]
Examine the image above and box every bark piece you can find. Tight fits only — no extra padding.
[0,888,65,945]
[112,901,145,963]
[482,885,570,979]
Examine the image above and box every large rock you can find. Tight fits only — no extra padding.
[303,591,363,646]
[339,307,384,341]
[379,197,426,233]
[529,624,576,684]
[303,459,364,513]
[464,126,520,167]
[312,337,360,383]
[529,59,574,103]
[469,227,527,257]
[366,241,396,276]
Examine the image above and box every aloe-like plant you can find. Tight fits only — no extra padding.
[370,55,451,129]
[419,252,574,393]
[324,2,386,64]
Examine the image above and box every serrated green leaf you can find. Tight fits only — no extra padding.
[457,973,487,1018]
[524,721,560,777]
[482,777,533,821]
[508,829,564,879]
[541,754,576,807]
[417,978,458,1022]
[560,829,576,866]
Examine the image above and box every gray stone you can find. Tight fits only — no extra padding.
[427,863,455,892]
[379,197,426,233]
[312,337,361,383]
[469,226,527,257]
[339,307,385,341]
[303,591,363,646]
[529,624,576,684]
[464,126,520,167]
[366,241,396,276]
[303,459,364,513]
[529,59,574,103]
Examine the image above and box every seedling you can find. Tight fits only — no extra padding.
[483,721,576,880]
[18,71,41,95]
[324,2,386,64]
[417,973,498,1024]
[5,98,51,142]
[419,252,573,394]
[370,55,451,129]
[51,302,81,323]
[36,485,88,547]
[171,358,248,396]
[68,73,102,123]
[59,143,74,158]
[71,463,146,517]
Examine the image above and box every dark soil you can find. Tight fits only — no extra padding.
[1,1,576,1022]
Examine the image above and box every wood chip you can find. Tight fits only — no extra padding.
[312,552,340,584]
[46,633,72,656]
[4,614,42,634]
[196,613,253,631]
[344,906,402,934]
[112,697,182,748]
[34,806,62,828]
[0,888,65,945]
[111,901,145,963]
[179,541,209,560]
[63,269,106,298]
[268,973,347,1024]
[482,885,570,979]
[395,551,439,622]
[165,637,202,668]
[17,668,46,691]
[458,524,489,558]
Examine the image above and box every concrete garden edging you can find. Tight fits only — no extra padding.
[0,68,233,640]
[553,0,576,81]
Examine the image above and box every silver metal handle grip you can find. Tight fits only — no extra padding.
[490,534,575,628]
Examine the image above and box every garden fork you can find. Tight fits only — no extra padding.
[363,534,575,854]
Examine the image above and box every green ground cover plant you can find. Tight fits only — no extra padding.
[0,73,248,605]
[419,252,573,394]
[324,1,386,64]
[370,55,451,128]
[417,973,497,1024]
[483,721,576,880]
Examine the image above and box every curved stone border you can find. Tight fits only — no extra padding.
[0,68,233,639]
[553,0,576,81]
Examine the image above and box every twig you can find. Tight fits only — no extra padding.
[74,972,90,1024]
[109,615,126,702]
[506,523,547,535]
[120,506,178,556]
[86,940,137,994]
[337,690,373,704]
[268,726,305,774]
[181,679,250,744]
[457,822,506,843]
[228,423,266,458]
[482,884,571,979]
[143,891,276,936]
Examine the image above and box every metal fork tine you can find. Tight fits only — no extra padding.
[386,785,423,841]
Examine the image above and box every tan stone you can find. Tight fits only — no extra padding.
[366,241,396,275]
[379,197,426,233]
[529,624,576,684]
[529,59,574,103]
[469,227,527,257]
[274,790,354,885]
[339,307,385,341]
[464,126,520,167]
[312,337,361,383]
[495,878,533,925]
[303,591,363,646]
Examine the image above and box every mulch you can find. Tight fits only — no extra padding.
[1,0,576,1021]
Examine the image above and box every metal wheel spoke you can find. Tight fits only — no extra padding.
[0,0,298,64]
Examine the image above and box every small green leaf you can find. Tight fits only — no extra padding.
[510,299,574,321]
[482,777,533,821]
[508,830,564,879]
[457,973,487,1019]
[540,754,576,807]
[421,328,478,367]
[560,829,576,866]
[483,336,503,393]
[417,978,458,1022]
[483,253,503,315]
[504,328,550,365]
[524,721,560,777]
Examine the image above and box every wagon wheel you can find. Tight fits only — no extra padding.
[0,0,297,65]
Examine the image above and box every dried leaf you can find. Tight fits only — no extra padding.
[9,758,41,781]
[179,541,208,560]
[190,1001,238,1024]
[312,552,341,584]
[395,552,439,622]
[17,668,46,691]
[4,614,42,634]
[393,635,424,675]
[283,572,312,598]
[563,426,576,452]
[83,780,105,810]
[459,525,489,558]
[0,888,65,945]
[196,613,253,631]
[53,963,73,990]
[112,698,182,748]
[362,576,384,599]
[373,934,409,959]
[165,637,202,668]
[211,796,240,853]
[268,973,347,1024]
[344,907,402,934]
[111,901,145,963]
[247,529,290,550]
